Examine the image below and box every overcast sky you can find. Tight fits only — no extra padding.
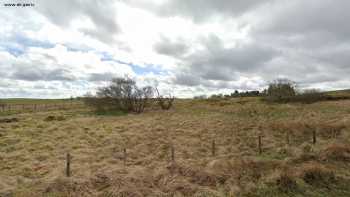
[0,0,349,98]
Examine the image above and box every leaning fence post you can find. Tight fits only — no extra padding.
[211,140,216,156]
[312,129,316,144]
[66,153,71,177]
[171,144,175,162]
[123,148,127,166]
[258,135,262,155]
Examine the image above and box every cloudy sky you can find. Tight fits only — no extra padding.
[0,0,349,98]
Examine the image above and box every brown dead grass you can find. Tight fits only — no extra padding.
[299,162,335,186]
[0,98,349,196]
[321,143,350,162]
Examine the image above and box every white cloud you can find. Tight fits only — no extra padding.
[0,0,349,98]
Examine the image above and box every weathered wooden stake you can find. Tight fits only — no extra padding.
[211,140,216,156]
[332,129,337,139]
[171,144,175,162]
[258,135,262,155]
[286,131,290,145]
[123,148,127,166]
[66,153,71,177]
[312,129,316,144]
[34,104,37,111]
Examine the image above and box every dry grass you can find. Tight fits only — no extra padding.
[299,162,335,186]
[0,98,350,196]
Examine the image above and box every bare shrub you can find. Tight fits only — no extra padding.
[276,171,298,192]
[44,115,66,122]
[0,117,19,123]
[43,177,93,196]
[44,116,56,121]
[155,88,175,110]
[264,79,328,103]
[265,78,296,102]
[299,163,335,185]
[296,89,327,103]
[84,77,153,114]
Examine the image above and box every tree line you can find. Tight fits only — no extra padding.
[196,78,342,104]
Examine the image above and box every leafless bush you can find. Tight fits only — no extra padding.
[300,163,335,185]
[264,79,329,103]
[276,171,297,192]
[84,77,153,113]
[265,78,296,102]
[156,88,175,110]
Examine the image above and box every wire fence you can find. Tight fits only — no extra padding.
[0,102,84,113]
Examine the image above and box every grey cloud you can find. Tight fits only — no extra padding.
[34,0,120,43]
[178,35,277,82]
[172,73,201,87]
[154,37,189,57]
[315,46,350,69]
[264,0,350,36]
[254,0,350,48]
[167,34,278,89]
[88,72,116,82]
[245,0,350,89]
[130,0,275,23]
[11,65,76,81]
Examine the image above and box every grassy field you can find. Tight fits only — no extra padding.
[0,99,83,116]
[0,97,350,196]
[0,98,75,105]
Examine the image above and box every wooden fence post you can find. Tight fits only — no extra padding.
[312,129,316,144]
[66,153,71,177]
[123,148,127,166]
[286,131,290,145]
[171,144,175,162]
[211,140,216,156]
[258,135,262,155]
[34,104,37,111]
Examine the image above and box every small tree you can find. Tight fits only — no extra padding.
[156,88,175,110]
[266,78,296,102]
[84,77,153,113]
